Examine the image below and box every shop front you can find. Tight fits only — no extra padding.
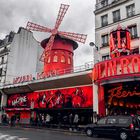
[92,26,140,116]
[93,53,140,116]
[104,81,140,115]
[5,85,93,125]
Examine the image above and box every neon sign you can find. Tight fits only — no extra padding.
[108,86,140,104]
[93,54,140,82]
[12,96,27,106]
[13,71,57,84]
[13,74,33,84]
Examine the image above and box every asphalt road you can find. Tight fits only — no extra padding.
[0,127,113,140]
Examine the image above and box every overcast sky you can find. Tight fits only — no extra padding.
[0,0,95,67]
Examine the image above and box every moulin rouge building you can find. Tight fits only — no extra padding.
[1,25,140,124]
[93,25,140,116]
[0,4,93,124]
[0,4,140,125]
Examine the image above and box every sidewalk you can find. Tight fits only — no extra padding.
[0,123,85,134]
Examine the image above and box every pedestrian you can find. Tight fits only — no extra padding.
[73,114,79,131]
[57,113,61,128]
[93,112,97,123]
[69,113,73,131]
[2,114,7,125]
[63,115,68,124]
[10,115,16,127]
[45,114,51,127]
[30,117,34,126]
[16,114,20,125]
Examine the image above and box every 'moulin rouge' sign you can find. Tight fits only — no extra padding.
[92,54,140,82]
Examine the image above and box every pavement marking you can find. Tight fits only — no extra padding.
[6,136,18,140]
[0,133,29,140]
[0,134,10,139]
[18,138,29,140]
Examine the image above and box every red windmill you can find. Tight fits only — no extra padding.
[26,4,87,76]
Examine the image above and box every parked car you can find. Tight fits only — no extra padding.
[85,115,140,140]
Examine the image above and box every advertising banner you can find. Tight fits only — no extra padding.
[7,85,93,109]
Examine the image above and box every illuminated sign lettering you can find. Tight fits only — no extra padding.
[108,86,140,104]
[93,54,140,82]
[13,74,33,84]
[12,96,27,106]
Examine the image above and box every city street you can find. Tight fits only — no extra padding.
[0,127,113,140]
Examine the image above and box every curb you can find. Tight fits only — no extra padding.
[0,125,85,135]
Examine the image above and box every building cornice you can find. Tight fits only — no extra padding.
[94,0,132,15]
[0,70,92,94]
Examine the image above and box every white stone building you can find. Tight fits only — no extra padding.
[0,27,43,85]
[95,0,140,61]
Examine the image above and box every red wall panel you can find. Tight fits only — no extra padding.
[7,85,93,109]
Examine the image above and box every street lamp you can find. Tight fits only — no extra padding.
[89,42,99,64]
[89,42,98,51]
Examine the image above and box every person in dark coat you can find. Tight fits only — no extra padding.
[10,115,16,127]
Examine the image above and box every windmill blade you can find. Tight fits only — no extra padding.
[39,35,55,62]
[58,31,87,44]
[54,4,69,30]
[26,21,52,33]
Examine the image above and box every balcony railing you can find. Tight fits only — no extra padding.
[101,43,109,48]
[131,34,138,39]
[127,11,135,18]
[2,61,94,87]
[101,22,108,27]
[96,0,109,10]
[113,16,120,23]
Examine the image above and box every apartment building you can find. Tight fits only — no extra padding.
[95,0,140,61]
[0,27,43,86]
[0,32,15,84]
[92,0,140,115]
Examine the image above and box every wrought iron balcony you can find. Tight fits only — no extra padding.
[96,0,109,10]
[127,11,135,18]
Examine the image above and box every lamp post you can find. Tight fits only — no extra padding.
[89,42,100,118]
[89,42,98,51]
[89,42,99,64]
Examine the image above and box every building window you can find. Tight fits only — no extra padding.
[0,68,2,76]
[47,56,51,63]
[113,10,120,23]
[53,55,58,62]
[126,4,135,18]
[68,57,71,64]
[101,0,108,7]
[1,56,4,64]
[101,34,109,47]
[61,56,65,63]
[128,25,138,39]
[101,14,108,27]
[130,48,139,55]
[102,54,109,61]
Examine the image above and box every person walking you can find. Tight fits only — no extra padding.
[45,114,51,127]
[10,115,16,127]
[57,113,61,128]
[73,114,79,131]
[69,113,73,131]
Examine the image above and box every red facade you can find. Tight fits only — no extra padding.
[93,25,140,116]
[7,86,93,109]
[110,26,131,58]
